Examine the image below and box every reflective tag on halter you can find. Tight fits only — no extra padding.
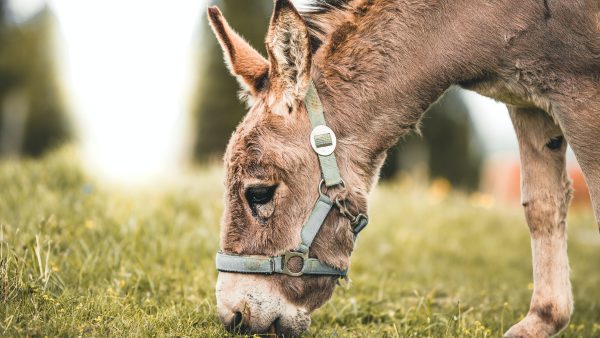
[310,125,337,156]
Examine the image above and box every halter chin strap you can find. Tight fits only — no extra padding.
[215,81,368,277]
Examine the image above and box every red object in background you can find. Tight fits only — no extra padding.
[569,168,591,208]
[481,156,591,209]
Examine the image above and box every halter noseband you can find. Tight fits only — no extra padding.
[215,81,368,277]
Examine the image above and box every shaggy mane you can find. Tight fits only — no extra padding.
[299,0,354,53]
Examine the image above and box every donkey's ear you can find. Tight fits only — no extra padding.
[265,0,312,110]
[207,6,269,96]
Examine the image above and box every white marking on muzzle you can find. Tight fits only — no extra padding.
[216,272,311,335]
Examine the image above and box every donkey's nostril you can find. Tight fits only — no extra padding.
[233,311,244,328]
[221,310,245,332]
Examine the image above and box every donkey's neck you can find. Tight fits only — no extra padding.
[304,0,544,186]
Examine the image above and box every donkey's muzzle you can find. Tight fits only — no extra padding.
[216,272,311,336]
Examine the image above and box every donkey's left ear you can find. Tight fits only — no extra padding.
[266,0,312,111]
[208,6,269,97]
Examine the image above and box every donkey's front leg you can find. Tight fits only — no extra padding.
[504,107,573,338]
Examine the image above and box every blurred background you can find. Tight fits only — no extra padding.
[0,0,590,207]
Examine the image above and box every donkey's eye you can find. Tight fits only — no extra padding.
[245,185,277,206]
[546,136,564,150]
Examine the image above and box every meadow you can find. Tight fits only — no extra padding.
[1,148,599,337]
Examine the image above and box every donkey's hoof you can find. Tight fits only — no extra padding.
[504,314,563,338]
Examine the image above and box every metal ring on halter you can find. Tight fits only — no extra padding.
[281,251,308,277]
[319,179,345,196]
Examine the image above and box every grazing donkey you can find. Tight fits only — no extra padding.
[208,0,600,336]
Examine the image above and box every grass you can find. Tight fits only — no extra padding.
[0,147,599,337]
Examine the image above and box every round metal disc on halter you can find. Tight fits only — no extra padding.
[310,125,337,156]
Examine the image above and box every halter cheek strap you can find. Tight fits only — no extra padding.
[215,81,368,277]
[305,82,343,188]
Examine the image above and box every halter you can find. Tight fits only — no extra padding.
[215,81,368,277]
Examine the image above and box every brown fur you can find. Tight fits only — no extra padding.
[209,0,600,336]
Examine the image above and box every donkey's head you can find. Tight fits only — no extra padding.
[208,0,369,335]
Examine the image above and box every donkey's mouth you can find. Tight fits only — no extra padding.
[268,318,278,335]
[272,312,311,337]
[271,317,291,337]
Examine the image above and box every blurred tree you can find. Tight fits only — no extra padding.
[381,88,483,190]
[0,4,69,158]
[193,1,271,160]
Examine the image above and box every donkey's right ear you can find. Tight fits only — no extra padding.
[207,6,269,96]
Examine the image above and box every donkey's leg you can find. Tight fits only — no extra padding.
[504,106,573,338]
[553,102,600,229]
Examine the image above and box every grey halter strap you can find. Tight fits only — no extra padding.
[215,81,368,277]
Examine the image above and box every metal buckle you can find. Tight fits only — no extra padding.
[310,125,337,156]
[282,251,308,277]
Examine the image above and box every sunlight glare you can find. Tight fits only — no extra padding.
[7,0,45,23]
[49,0,204,185]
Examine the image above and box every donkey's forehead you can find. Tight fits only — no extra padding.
[224,104,311,178]
[225,122,271,174]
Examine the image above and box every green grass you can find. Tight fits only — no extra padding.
[1,147,599,337]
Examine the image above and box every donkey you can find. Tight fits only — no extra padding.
[207,0,600,336]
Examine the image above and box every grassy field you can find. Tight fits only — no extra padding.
[1,148,599,337]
